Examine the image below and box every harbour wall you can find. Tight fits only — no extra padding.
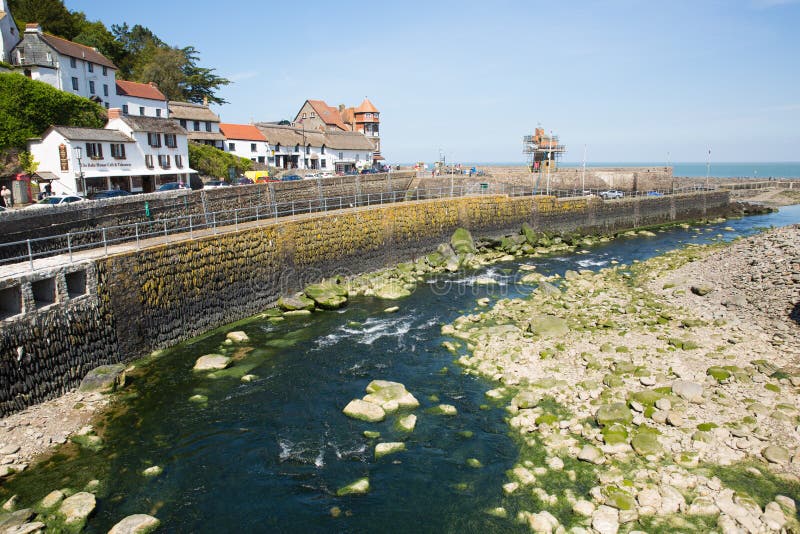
[0,191,730,415]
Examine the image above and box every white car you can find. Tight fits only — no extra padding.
[26,195,86,209]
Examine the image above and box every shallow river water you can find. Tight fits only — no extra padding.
[3,205,800,533]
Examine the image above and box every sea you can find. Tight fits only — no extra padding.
[455,162,800,178]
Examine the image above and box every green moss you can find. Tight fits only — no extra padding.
[696,422,718,432]
[703,462,800,508]
[765,383,780,393]
[706,366,732,382]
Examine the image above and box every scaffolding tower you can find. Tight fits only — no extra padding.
[523,127,566,173]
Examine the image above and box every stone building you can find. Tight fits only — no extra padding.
[341,98,382,163]
[168,99,225,149]
[11,23,117,108]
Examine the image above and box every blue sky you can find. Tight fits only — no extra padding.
[64,0,799,164]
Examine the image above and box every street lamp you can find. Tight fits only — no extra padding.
[73,146,86,196]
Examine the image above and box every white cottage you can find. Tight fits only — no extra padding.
[219,123,269,164]
[114,80,169,118]
[0,0,20,63]
[29,108,193,196]
[12,23,117,108]
[169,100,225,149]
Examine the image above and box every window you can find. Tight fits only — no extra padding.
[89,81,95,94]
[85,142,103,160]
[110,143,126,159]
[356,154,360,162]
[338,152,343,160]
[71,77,78,91]
[156,108,162,117]
[15,50,23,63]
[145,155,154,169]
[193,121,200,131]
[302,112,306,119]
[46,52,52,63]
[321,159,326,168]
[228,142,236,151]
[103,84,108,97]
[164,134,177,148]
[175,155,183,168]
[251,143,257,152]
[257,156,265,163]
[158,155,171,169]
[122,104,129,115]
[180,119,187,128]
[321,145,326,155]
[306,144,310,155]
[205,122,211,132]
[147,133,162,147]
[275,143,281,152]
[310,112,315,118]
[102,66,107,76]
[87,63,94,73]
[70,57,77,68]
[139,106,145,116]
[294,144,299,153]
[366,113,371,119]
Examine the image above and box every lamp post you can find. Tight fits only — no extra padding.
[706,147,711,190]
[74,146,86,197]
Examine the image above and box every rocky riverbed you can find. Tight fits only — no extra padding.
[444,224,800,533]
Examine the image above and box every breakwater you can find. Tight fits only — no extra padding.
[0,192,730,416]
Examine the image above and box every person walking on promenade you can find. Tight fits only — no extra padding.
[1,186,12,207]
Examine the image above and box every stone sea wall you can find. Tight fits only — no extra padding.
[0,192,730,415]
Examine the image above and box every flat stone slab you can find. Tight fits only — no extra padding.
[342,399,385,422]
[226,331,250,343]
[193,354,232,371]
[79,364,126,393]
[59,492,96,525]
[108,514,161,534]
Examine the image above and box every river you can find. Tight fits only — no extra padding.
[3,205,800,533]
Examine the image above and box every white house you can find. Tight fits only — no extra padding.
[0,0,20,64]
[12,23,117,108]
[169,100,225,149]
[255,123,375,173]
[28,108,193,196]
[219,123,269,165]
[114,80,169,118]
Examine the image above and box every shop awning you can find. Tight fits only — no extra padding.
[82,168,197,178]
[33,171,60,181]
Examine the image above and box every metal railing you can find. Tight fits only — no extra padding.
[0,182,718,278]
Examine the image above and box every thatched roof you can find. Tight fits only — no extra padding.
[120,116,187,135]
[254,123,373,150]
[168,101,220,122]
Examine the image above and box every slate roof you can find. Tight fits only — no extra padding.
[119,116,187,135]
[116,80,166,101]
[49,126,133,142]
[168,101,220,122]
[39,32,116,69]
[219,123,266,142]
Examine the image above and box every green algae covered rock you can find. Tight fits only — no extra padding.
[528,314,569,338]
[304,281,348,310]
[375,442,406,459]
[373,281,412,300]
[707,366,732,382]
[343,399,385,422]
[451,228,477,254]
[602,423,629,445]
[521,222,539,245]
[336,478,370,496]
[596,403,633,427]
[108,514,161,534]
[631,427,662,456]
[396,414,417,433]
[79,364,126,393]
[277,294,315,311]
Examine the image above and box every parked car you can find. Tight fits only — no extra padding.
[237,177,254,185]
[646,191,664,197]
[157,182,187,192]
[281,175,302,181]
[599,190,624,200]
[91,189,132,200]
[204,180,232,188]
[26,195,86,208]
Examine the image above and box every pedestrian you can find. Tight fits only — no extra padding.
[1,185,11,208]
[44,183,52,197]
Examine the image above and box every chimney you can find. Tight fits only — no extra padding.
[108,108,122,119]
[338,104,345,112]
[25,23,42,34]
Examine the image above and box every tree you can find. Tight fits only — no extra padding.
[73,20,127,69]
[134,46,188,101]
[181,47,230,104]
[18,151,38,174]
[188,142,252,179]
[9,0,82,39]
[0,72,106,149]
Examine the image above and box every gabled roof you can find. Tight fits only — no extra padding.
[116,80,166,102]
[118,116,187,135]
[219,123,266,142]
[324,131,376,151]
[305,100,348,131]
[39,32,116,69]
[354,98,378,114]
[49,126,133,142]
[168,101,220,122]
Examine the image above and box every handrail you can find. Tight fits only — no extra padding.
[0,183,717,278]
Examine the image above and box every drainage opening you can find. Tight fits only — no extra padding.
[66,270,88,298]
[31,277,56,309]
[0,286,22,320]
